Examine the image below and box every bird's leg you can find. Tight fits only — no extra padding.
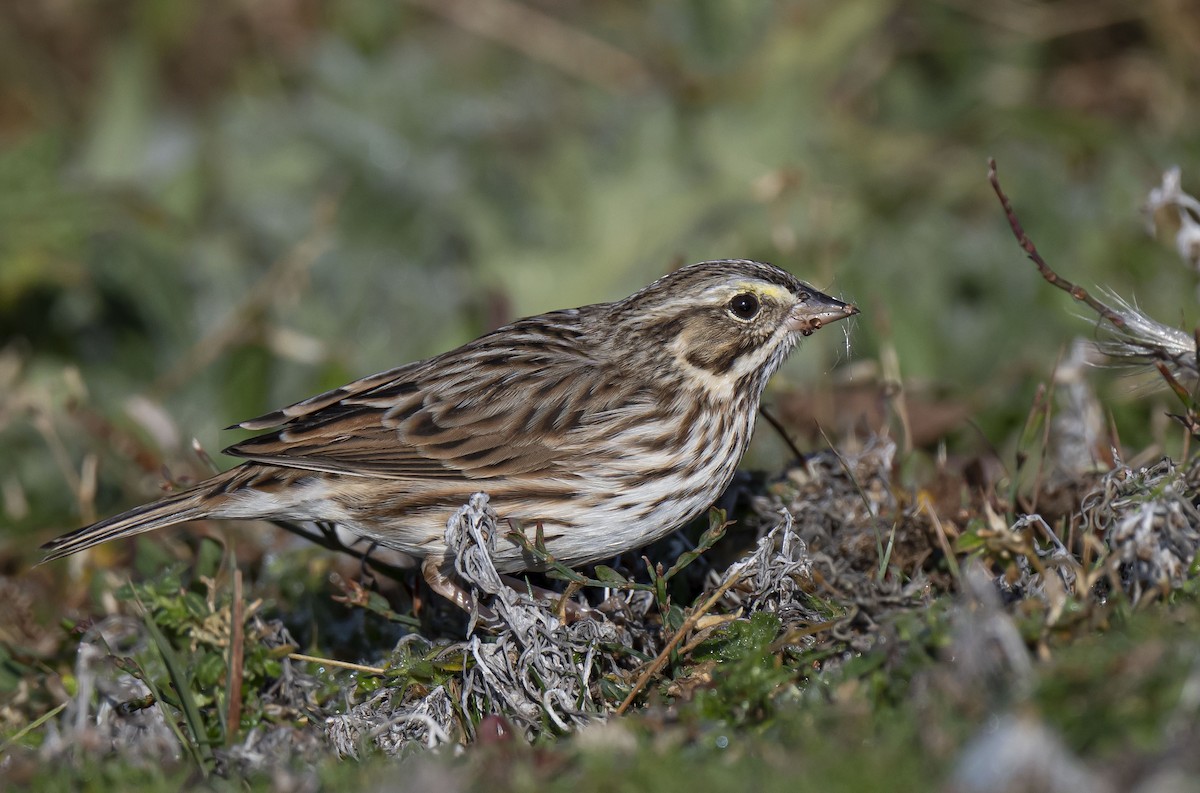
[420,554,498,625]
[357,540,380,589]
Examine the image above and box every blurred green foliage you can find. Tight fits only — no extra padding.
[2,2,1200,539]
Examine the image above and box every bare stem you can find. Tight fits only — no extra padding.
[987,158,1127,330]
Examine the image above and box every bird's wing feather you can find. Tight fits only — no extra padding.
[222,314,631,481]
[229,363,423,431]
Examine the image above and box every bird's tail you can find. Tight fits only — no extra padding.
[39,480,225,563]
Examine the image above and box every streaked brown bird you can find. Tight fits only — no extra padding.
[41,260,857,610]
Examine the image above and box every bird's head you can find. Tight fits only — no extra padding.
[611,259,859,398]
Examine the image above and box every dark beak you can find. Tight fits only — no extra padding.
[788,289,859,336]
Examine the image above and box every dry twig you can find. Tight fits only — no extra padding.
[987,158,1127,330]
[615,570,743,715]
[988,158,1199,383]
[404,0,651,93]
[226,568,245,744]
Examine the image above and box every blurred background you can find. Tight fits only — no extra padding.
[2,0,1200,549]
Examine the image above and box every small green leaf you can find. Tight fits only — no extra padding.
[593,565,631,585]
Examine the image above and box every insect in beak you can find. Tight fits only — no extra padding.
[788,290,859,336]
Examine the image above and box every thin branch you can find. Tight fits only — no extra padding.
[940,0,1142,41]
[404,0,651,93]
[987,158,1127,329]
[989,158,1200,387]
[758,404,805,461]
[288,652,386,676]
[225,568,245,745]
[615,570,743,715]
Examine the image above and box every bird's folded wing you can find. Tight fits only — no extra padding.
[221,362,621,481]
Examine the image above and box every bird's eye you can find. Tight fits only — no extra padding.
[728,292,760,320]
